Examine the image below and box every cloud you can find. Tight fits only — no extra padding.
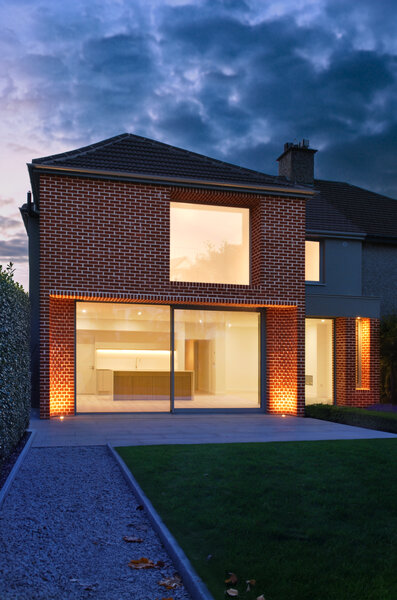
[0,0,396,202]
[0,235,28,263]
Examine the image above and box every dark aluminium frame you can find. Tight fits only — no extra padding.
[74,300,266,415]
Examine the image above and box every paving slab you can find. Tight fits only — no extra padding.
[30,410,397,447]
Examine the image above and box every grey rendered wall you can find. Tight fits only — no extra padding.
[363,243,397,316]
[306,238,362,297]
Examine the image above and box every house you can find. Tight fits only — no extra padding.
[20,134,397,418]
[278,141,397,408]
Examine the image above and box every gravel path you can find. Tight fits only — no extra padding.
[0,446,193,600]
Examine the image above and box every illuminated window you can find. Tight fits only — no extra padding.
[170,202,249,285]
[356,317,370,389]
[305,240,320,281]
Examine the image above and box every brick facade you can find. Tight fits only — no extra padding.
[266,306,305,416]
[335,317,379,407]
[39,174,306,417]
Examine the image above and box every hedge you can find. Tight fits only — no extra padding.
[305,403,397,434]
[0,263,30,461]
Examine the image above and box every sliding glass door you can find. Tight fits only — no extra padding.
[305,318,333,405]
[76,302,170,412]
[174,309,260,409]
[76,302,262,412]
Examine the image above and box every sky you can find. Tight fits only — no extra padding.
[1,0,397,290]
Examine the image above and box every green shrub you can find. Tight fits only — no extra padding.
[380,314,397,404]
[0,263,30,461]
[305,403,397,434]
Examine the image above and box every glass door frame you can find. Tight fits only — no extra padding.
[74,300,266,414]
[304,316,335,406]
[170,304,266,414]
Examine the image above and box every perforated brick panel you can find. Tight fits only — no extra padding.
[335,317,379,407]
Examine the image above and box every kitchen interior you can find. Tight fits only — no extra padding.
[76,302,260,412]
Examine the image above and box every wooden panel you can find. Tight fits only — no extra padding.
[174,372,193,399]
[114,371,192,401]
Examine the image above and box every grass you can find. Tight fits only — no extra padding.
[117,440,397,600]
[305,403,397,433]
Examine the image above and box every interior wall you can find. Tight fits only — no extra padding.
[305,318,333,404]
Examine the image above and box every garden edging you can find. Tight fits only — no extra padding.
[107,443,214,600]
[0,430,35,509]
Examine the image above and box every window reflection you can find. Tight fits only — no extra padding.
[305,240,320,281]
[170,202,249,284]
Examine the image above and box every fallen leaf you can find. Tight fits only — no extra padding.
[226,589,239,597]
[158,575,182,589]
[225,573,238,584]
[246,579,256,592]
[128,557,156,569]
[123,536,143,543]
[156,560,166,568]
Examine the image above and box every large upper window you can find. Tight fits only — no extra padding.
[170,202,249,285]
[305,240,320,282]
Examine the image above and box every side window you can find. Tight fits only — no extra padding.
[305,240,321,282]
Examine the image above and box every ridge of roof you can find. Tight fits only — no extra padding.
[31,132,303,189]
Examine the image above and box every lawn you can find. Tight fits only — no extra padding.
[117,440,397,600]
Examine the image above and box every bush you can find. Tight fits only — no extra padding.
[0,263,30,461]
[305,403,397,434]
[380,314,397,404]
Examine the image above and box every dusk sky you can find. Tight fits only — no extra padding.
[1,0,396,289]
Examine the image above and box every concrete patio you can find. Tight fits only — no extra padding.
[30,410,397,447]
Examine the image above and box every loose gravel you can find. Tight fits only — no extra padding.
[0,446,193,600]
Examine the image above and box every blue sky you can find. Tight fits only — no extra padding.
[1,0,397,288]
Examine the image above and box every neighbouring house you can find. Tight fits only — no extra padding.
[20,134,397,419]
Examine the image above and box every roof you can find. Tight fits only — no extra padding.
[308,179,397,239]
[31,133,297,191]
[31,133,397,240]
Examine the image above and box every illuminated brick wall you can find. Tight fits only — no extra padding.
[47,297,75,418]
[39,174,306,417]
[266,306,305,416]
[335,317,379,407]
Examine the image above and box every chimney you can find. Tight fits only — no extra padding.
[277,139,317,185]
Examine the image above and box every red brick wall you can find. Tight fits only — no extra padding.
[335,317,379,407]
[266,306,305,416]
[39,174,306,417]
[48,298,75,418]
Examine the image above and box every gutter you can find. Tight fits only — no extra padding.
[28,163,315,209]
[306,229,366,241]
[307,230,397,245]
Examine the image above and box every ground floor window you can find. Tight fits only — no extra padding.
[76,302,261,412]
[305,318,333,405]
